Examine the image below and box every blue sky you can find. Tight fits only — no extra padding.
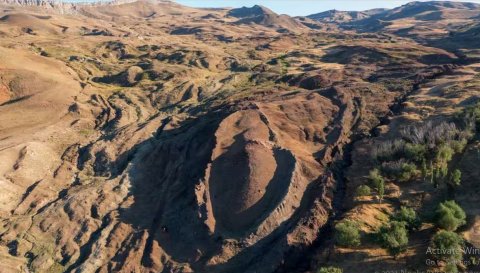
[173,0,480,16]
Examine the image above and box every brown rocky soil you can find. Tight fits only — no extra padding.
[0,1,480,273]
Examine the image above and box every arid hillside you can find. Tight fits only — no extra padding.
[0,1,480,273]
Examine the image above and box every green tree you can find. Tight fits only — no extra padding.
[430,230,464,262]
[335,220,361,247]
[440,165,448,179]
[368,169,384,189]
[421,159,428,182]
[378,179,385,201]
[434,167,441,188]
[368,169,385,201]
[317,266,343,273]
[404,143,427,163]
[429,161,435,185]
[379,221,409,258]
[392,207,421,230]
[435,200,466,231]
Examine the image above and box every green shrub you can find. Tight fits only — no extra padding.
[435,145,454,164]
[335,220,361,247]
[317,266,343,273]
[378,221,409,258]
[444,263,458,273]
[451,139,467,153]
[435,200,466,231]
[381,161,418,182]
[449,169,462,187]
[397,162,418,182]
[356,185,371,197]
[460,102,480,130]
[393,207,421,230]
[404,143,427,163]
[439,165,449,179]
[430,230,464,262]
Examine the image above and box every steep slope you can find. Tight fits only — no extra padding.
[0,47,81,148]
[0,13,59,34]
[434,22,480,53]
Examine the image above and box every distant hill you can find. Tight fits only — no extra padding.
[307,1,480,27]
[307,9,387,23]
[328,0,480,46]
[370,1,480,21]
[227,5,306,32]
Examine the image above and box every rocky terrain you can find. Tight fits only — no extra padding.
[0,0,480,272]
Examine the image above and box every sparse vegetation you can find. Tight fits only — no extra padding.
[371,120,472,191]
[278,54,291,75]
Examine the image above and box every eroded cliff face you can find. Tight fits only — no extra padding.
[67,90,353,273]
[0,0,475,272]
